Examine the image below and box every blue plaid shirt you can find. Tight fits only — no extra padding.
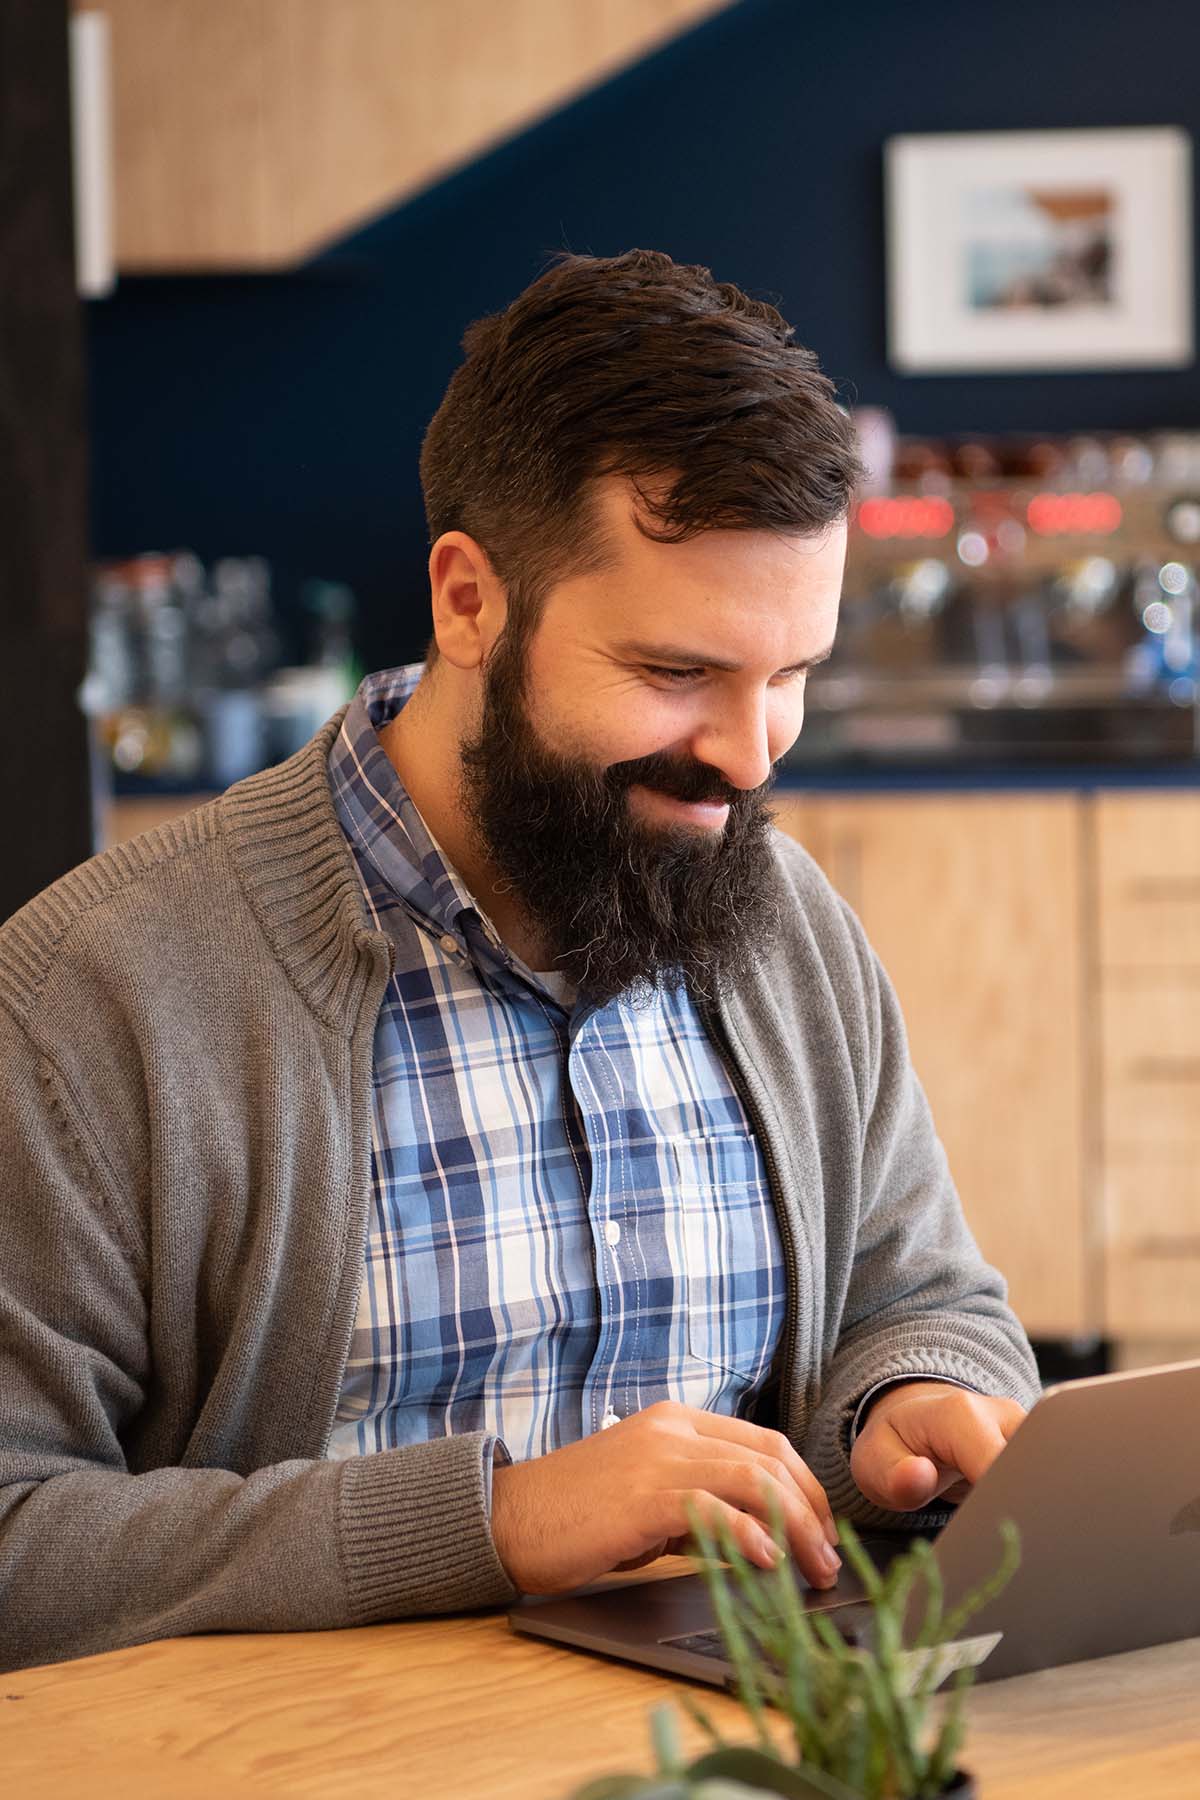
[326,667,785,1464]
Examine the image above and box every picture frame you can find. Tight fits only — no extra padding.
[885,126,1194,374]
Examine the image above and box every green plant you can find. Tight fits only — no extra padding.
[569,1513,1019,1800]
[685,1511,1019,1799]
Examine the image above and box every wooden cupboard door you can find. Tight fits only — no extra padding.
[1095,793,1200,969]
[1094,792,1200,1347]
[1103,1161,1200,1340]
[772,794,1088,1339]
[98,0,277,270]
[1100,973,1200,1149]
[1100,984,1200,1343]
[95,0,731,268]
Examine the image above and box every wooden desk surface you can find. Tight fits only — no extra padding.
[3,1586,1198,1799]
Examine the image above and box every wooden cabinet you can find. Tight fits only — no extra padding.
[1094,794,1200,1354]
[775,787,1200,1356]
[1093,794,1200,968]
[85,0,729,269]
[772,795,1089,1340]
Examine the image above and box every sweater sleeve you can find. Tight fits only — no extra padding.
[0,1012,515,1673]
[800,906,1042,1528]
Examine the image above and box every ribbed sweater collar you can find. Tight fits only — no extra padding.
[217,707,392,1034]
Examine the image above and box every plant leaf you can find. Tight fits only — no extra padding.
[689,1746,863,1800]
[568,1777,689,1799]
[651,1705,685,1776]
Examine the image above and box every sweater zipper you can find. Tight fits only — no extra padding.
[699,995,801,1444]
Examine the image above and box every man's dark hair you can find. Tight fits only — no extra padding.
[419,248,864,638]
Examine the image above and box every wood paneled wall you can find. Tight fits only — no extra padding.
[81,0,731,268]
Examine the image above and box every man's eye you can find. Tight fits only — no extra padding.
[646,666,705,684]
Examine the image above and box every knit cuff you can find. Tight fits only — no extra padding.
[337,1431,517,1622]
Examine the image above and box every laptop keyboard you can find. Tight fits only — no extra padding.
[663,1603,876,1660]
[665,1629,739,1661]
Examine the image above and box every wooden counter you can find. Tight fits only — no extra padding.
[3,1578,1197,1799]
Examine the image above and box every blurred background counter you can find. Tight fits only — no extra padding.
[766,425,1199,1375]
[770,780,1198,1381]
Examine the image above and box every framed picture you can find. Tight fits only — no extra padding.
[885,126,1193,373]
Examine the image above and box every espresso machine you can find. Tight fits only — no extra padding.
[789,431,1200,768]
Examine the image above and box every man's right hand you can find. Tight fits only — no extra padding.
[489,1399,841,1595]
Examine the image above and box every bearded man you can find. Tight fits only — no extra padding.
[0,250,1038,1673]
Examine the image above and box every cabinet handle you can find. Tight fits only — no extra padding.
[1128,1058,1200,1082]
[1129,1237,1200,1257]
[1127,878,1200,901]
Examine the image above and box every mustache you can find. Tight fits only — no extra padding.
[605,749,775,808]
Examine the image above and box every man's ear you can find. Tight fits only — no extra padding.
[428,532,507,670]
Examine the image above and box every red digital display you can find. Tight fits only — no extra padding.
[1026,492,1123,536]
[856,496,956,539]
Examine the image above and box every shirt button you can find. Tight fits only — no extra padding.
[604,1219,621,1248]
[438,934,458,956]
[601,1409,622,1430]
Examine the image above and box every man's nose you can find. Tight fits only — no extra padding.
[689,694,779,792]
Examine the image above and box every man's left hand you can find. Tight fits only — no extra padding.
[850,1382,1027,1512]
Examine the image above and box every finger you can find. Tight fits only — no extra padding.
[853,1395,1010,1509]
[884,1390,1013,1488]
[687,1414,838,1544]
[861,1451,943,1511]
[681,1460,841,1590]
[668,1492,782,1572]
[915,1407,1010,1489]
[695,1439,841,1546]
[937,1399,1023,1496]
[998,1401,1028,1442]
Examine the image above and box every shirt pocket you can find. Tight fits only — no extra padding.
[668,1128,781,1391]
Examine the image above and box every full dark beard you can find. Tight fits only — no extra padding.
[459,630,782,1007]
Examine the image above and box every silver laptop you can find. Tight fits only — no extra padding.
[509,1360,1200,1685]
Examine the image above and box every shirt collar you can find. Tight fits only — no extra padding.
[328,663,480,941]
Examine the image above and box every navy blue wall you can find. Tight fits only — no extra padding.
[87,0,1200,670]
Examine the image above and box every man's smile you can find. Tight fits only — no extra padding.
[627,783,731,831]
